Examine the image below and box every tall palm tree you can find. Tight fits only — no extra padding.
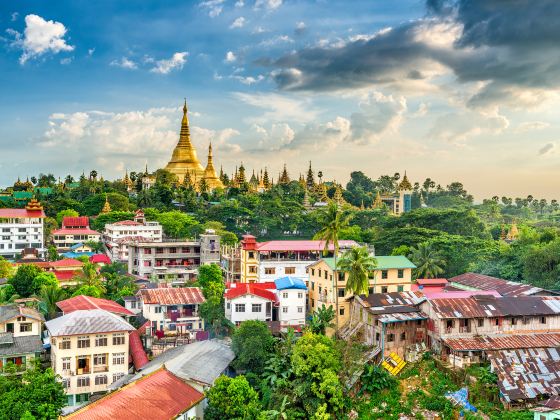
[39,285,67,319]
[337,246,377,297]
[72,262,106,292]
[408,242,446,279]
[314,202,351,331]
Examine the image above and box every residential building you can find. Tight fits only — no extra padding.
[137,287,205,336]
[0,305,44,371]
[52,217,101,252]
[224,277,307,330]
[56,295,134,317]
[127,230,220,284]
[63,367,205,420]
[103,210,163,262]
[0,199,45,260]
[532,396,560,419]
[221,243,241,282]
[45,309,135,406]
[411,278,448,293]
[239,234,358,283]
[61,243,95,259]
[307,255,416,326]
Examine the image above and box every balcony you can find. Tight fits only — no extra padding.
[167,309,199,321]
[93,365,109,373]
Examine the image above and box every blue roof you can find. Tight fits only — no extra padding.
[274,276,307,290]
[61,251,95,259]
[70,243,85,250]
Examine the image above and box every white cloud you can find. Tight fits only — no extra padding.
[235,0,245,7]
[87,48,95,56]
[252,26,266,34]
[412,102,428,117]
[191,127,243,154]
[254,0,282,10]
[150,52,188,74]
[110,57,137,69]
[11,12,19,21]
[287,117,351,151]
[516,121,551,132]
[230,17,246,29]
[199,0,225,17]
[234,92,319,124]
[230,74,265,85]
[295,21,306,35]
[60,57,73,65]
[225,51,237,63]
[10,14,74,64]
[258,35,293,47]
[539,142,556,156]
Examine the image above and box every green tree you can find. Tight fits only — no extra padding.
[408,242,446,279]
[39,284,67,319]
[308,305,336,335]
[46,245,61,262]
[9,265,43,297]
[72,285,103,298]
[55,209,79,225]
[31,272,59,294]
[156,211,201,238]
[232,320,274,374]
[0,256,13,278]
[314,202,351,330]
[337,246,377,297]
[197,264,229,334]
[205,375,263,420]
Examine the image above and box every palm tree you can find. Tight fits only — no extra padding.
[72,262,105,292]
[337,246,377,297]
[39,285,66,319]
[314,202,351,331]
[408,242,446,279]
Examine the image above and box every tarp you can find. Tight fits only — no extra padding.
[445,387,477,412]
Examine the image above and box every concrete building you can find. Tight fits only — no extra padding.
[45,309,135,406]
[52,217,101,252]
[221,243,241,282]
[0,199,45,260]
[239,235,358,283]
[0,305,44,372]
[103,210,163,262]
[307,255,416,327]
[127,230,220,284]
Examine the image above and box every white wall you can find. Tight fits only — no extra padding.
[277,289,306,326]
[258,260,309,283]
[226,295,273,324]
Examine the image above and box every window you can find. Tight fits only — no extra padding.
[368,287,374,295]
[381,286,388,293]
[265,267,276,275]
[495,318,500,326]
[446,320,454,329]
[311,269,315,276]
[298,307,303,313]
[282,307,288,313]
[154,306,162,314]
[62,378,70,389]
[338,272,345,282]
[77,377,90,387]
[226,302,231,309]
[248,251,255,259]
[62,357,71,371]
[282,292,288,299]
[112,353,125,365]
[298,292,303,299]
[285,267,295,274]
[249,266,257,274]
[130,301,136,309]
[61,338,71,350]
[311,282,315,291]
[397,269,404,279]
[511,317,517,325]
[95,335,107,347]
[19,323,32,333]
[112,372,125,383]
[94,354,107,366]
[235,304,246,313]
[478,319,484,327]
[387,334,395,342]
[397,285,404,292]
[339,308,345,316]
[252,304,262,313]
[318,269,322,277]
[95,375,108,386]
[77,336,90,348]
[338,288,345,297]
[324,271,328,279]
[375,333,380,342]
[400,332,406,341]
[541,316,547,324]
[381,270,388,279]
[112,333,125,346]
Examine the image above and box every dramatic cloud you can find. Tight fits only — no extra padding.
[230,17,246,29]
[150,52,188,74]
[110,57,137,69]
[539,142,556,156]
[9,14,74,64]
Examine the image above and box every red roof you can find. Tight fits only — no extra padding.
[113,220,142,226]
[416,278,448,286]
[255,240,358,252]
[225,283,278,302]
[66,368,204,420]
[444,333,560,352]
[0,208,45,218]
[56,295,134,316]
[129,330,149,370]
[62,216,90,228]
[139,287,205,305]
[51,228,100,235]
[90,254,111,264]
[53,270,79,281]
[49,259,84,268]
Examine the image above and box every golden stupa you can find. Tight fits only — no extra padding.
[203,143,224,190]
[165,100,205,182]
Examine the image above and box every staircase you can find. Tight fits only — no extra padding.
[338,321,364,340]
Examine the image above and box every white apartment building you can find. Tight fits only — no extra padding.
[225,276,307,330]
[127,230,220,284]
[0,200,45,260]
[45,309,134,406]
[103,210,163,262]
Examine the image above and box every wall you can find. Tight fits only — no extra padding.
[225,295,272,325]
[277,289,306,327]
[0,317,42,337]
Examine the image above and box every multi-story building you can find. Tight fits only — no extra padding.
[127,230,220,284]
[137,287,206,336]
[307,255,416,327]
[0,305,44,371]
[103,210,163,262]
[52,217,101,252]
[0,199,45,260]
[221,243,241,282]
[45,309,135,406]
[224,276,307,330]
[239,235,358,283]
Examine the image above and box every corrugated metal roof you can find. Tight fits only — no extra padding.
[65,368,204,420]
[0,305,44,323]
[224,283,277,302]
[139,287,205,305]
[378,311,428,323]
[488,348,560,403]
[449,272,546,297]
[359,291,425,308]
[444,333,560,352]
[256,240,358,252]
[46,309,135,337]
[321,255,416,271]
[129,330,149,370]
[56,295,133,316]
[274,276,307,290]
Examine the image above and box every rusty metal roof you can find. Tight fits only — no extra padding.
[359,291,425,308]
[448,272,546,297]
[444,333,560,352]
[488,348,560,403]
[377,311,428,323]
[139,287,205,305]
[428,295,560,319]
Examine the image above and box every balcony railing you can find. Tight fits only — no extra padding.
[93,365,109,373]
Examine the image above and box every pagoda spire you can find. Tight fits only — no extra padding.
[101,194,111,214]
[203,142,224,190]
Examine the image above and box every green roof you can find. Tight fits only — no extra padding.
[322,255,416,271]
[34,187,53,195]
[12,191,33,200]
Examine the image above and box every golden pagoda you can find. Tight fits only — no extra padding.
[123,170,133,191]
[101,195,111,214]
[25,198,43,211]
[506,221,519,241]
[398,171,413,191]
[373,191,383,209]
[165,100,205,182]
[203,143,224,190]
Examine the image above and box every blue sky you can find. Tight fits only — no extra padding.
[1,0,559,199]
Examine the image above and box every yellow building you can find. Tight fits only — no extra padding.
[307,255,416,326]
[165,100,223,190]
